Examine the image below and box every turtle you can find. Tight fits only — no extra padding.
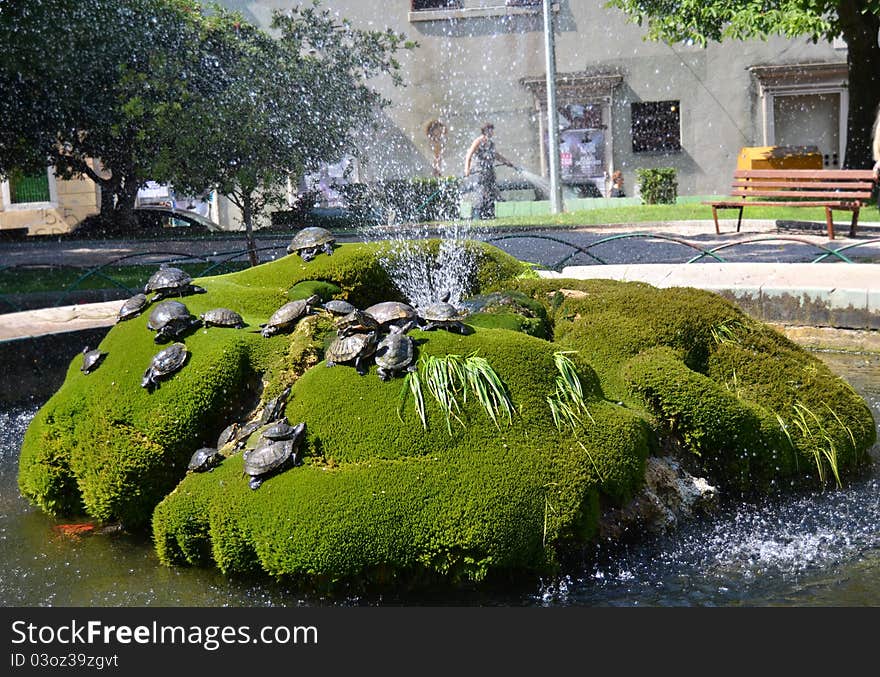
[141,342,188,391]
[259,385,292,424]
[144,265,207,301]
[242,421,306,489]
[334,309,381,337]
[116,293,150,323]
[199,307,246,329]
[80,346,107,374]
[216,422,239,450]
[364,301,418,334]
[261,418,298,441]
[374,332,416,381]
[147,300,201,343]
[260,295,320,338]
[325,330,379,375]
[187,447,224,473]
[322,299,357,316]
[286,226,336,262]
[417,301,471,334]
[231,419,264,450]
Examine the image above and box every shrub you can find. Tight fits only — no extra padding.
[635,167,678,205]
[339,177,462,224]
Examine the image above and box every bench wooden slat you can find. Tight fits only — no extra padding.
[706,167,877,239]
[733,169,876,179]
[705,200,859,208]
[730,189,870,200]
[732,179,875,191]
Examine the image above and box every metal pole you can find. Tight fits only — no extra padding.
[543,0,563,213]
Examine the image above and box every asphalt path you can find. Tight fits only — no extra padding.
[2,219,880,271]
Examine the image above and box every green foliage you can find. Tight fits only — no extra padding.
[0,0,202,226]
[0,0,414,240]
[635,167,678,205]
[547,351,595,432]
[400,352,515,434]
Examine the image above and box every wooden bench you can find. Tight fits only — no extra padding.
[704,168,877,239]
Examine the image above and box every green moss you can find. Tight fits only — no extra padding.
[287,280,341,302]
[20,243,877,589]
[154,327,649,587]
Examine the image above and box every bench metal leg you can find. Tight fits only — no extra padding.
[824,206,835,239]
[850,207,859,238]
[711,206,720,234]
[736,206,743,233]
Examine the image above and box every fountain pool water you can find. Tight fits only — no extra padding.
[2,348,878,606]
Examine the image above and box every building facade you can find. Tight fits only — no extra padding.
[1,0,851,234]
[233,0,849,199]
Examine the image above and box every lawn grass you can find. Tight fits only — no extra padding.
[458,198,880,230]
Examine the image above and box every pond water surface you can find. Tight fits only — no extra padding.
[2,350,878,607]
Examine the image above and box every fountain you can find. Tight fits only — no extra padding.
[10,232,876,595]
[3,0,879,607]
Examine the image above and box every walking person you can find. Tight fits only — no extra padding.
[872,104,880,181]
[464,122,514,219]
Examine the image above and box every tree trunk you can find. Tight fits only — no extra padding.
[838,1,880,169]
[242,193,259,266]
[112,179,141,231]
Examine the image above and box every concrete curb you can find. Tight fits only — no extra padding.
[0,300,123,342]
[537,262,880,330]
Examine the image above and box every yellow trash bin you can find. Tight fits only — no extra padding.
[737,146,823,170]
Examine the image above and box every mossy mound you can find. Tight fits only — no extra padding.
[154,328,652,585]
[18,241,526,530]
[501,278,876,493]
[19,241,877,589]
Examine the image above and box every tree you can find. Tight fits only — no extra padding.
[606,0,880,170]
[0,0,207,230]
[153,1,414,264]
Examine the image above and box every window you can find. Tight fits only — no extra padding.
[631,101,681,153]
[411,0,462,10]
[8,169,51,203]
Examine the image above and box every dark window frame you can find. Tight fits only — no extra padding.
[411,0,463,10]
[631,100,681,154]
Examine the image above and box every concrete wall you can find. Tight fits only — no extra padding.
[0,169,99,235]
[232,0,846,197]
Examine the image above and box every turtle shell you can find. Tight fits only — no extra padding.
[335,309,381,336]
[374,333,415,379]
[287,227,335,253]
[260,295,320,337]
[200,307,245,328]
[147,300,200,342]
[260,385,292,424]
[322,299,357,316]
[147,300,193,330]
[418,301,468,323]
[261,419,298,440]
[232,420,264,450]
[80,346,107,374]
[188,447,223,472]
[242,422,306,489]
[141,342,188,390]
[117,293,149,322]
[364,301,417,329]
[144,266,191,294]
[325,331,378,364]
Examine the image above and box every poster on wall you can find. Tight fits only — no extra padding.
[559,129,605,182]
